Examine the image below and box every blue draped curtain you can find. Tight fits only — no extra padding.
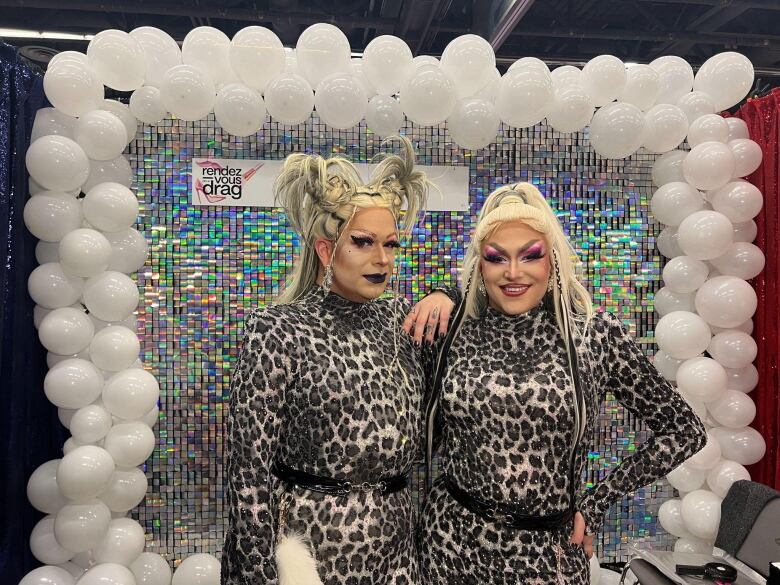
[0,41,66,581]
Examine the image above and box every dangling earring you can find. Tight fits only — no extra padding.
[477,276,486,295]
[547,276,554,292]
[321,264,333,293]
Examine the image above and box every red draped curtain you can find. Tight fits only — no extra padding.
[732,88,780,489]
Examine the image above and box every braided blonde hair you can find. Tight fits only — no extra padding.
[274,137,430,304]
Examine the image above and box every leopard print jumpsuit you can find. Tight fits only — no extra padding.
[418,302,707,584]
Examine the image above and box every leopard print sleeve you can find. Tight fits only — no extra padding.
[576,312,707,535]
[221,307,291,585]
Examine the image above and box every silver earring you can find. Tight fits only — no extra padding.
[547,277,554,292]
[321,264,333,293]
[478,277,486,295]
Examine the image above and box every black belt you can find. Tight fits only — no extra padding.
[271,460,408,496]
[443,475,573,531]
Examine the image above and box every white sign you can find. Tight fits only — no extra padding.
[191,158,469,212]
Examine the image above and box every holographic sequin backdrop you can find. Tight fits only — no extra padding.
[128,114,672,567]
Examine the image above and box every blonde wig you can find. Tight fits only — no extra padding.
[274,136,430,304]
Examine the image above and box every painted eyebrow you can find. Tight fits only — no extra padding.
[350,230,399,241]
[486,239,542,255]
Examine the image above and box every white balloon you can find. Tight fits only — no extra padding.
[581,55,626,106]
[129,27,182,88]
[82,271,139,322]
[49,50,90,70]
[655,287,695,316]
[710,242,764,280]
[710,425,766,465]
[28,459,70,514]
[130,552,172,585]
[709,181,763,224]
[706,459,751,498]
[589,101,645,159]
[130,86,168,124]
[70,404,113,443]
[59,229,112,278]
[708,390,756,429]
[470,67,501,103]
[159,64,216,122]
[663,256,709,294]
[708,329,757,369]
[74,111,127,161]
[30,514,74,564]
[674,535,714,554]
[401,66,457,126]
[75,563,136,585]
[728,138,763,178]
[683,141,736,191]
[667,464,707,493]
[655,311,712,360]
[695,275,757,328]
[653,349,686,381]
[362,35,414,96]
[314,74,367,130]
[99,100,138,145]
[546,86,594,133]
[725,117,750,142]
[413,55,440,70]
[83,156,133,192]
[172,553,221,585]
[365,95,404,138]
[619,64,660,110]
[87,30,146,91]
[676,356,727,402]
[104,228,149,274]
[43,61,104,117]
[32,107,78,142]
[29,263,84,309]
[448,98,501,150]
[681,489,722,540]
[550,65,582,89]
[694,51,754,111]
[181,26,231,87]
[677,210,733,261]
[508,57,549,76]
[229,26,285,93]
[89,326,141,372]
[39,307,94,355]
[495,67,553,129]
[687,114,729,147]
[295,23,351,88]
[82,183,139,232]
[283,48,298,74]
[658,499,693,537]
[55,499,112,552]
[26,135,90,192]
[675,91,716,124]
[92,518,145,566]
[650,56,694,105]
[57,445,115,501]
[732,220,758,243]
[103,368,159,419]
[264,73,314,126]
[71,550,96,570]
[214,83,266,136]
[349,58,377,100]
[725,363,758,393]
[104,422,155,467]
[641,104,688,153]
[19,566,75,585]
[652,150,687,187]
[99,467,148,513]
[24,192,83,242]
[440,34,496,100]
[651,182,703,227]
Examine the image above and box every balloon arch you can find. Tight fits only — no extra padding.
[20,22,765,584]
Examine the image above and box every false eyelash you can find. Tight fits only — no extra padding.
[385,241,401,249]
[351,235,374,247]
[522,251,546,262]
[483,253,507,263]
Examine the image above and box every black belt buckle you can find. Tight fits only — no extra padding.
[676,561,738,583]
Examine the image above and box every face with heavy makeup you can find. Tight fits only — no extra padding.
[315,206,401,302]
[479,220,552,315]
